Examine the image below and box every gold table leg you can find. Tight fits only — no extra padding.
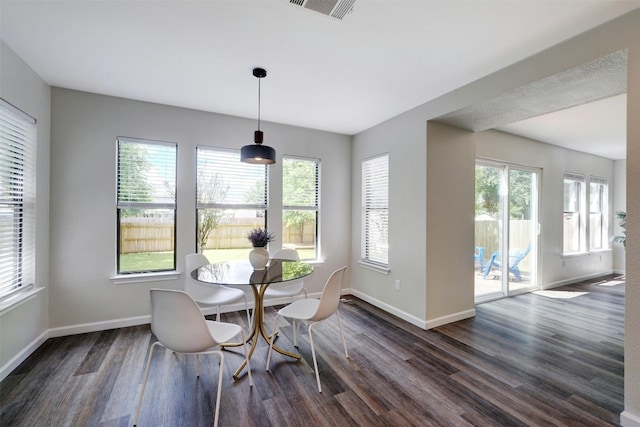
[225,283,300,380]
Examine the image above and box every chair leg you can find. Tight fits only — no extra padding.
[335,310,349,359]
[307,323,322,393]
[133,342,160,426]
[213,351,224,427]
[242,294,251,325]
[216,305,221,322]
[511,267,522,282]
[196,354,200,377]
[266,314,280,371]
[240,330,253,386]
[293,319,299,347]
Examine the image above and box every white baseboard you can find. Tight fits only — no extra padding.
[48,314,151,338]
[348,288,475,329]
[426,308,476,329]
[621,410,640,427]
[0,330,48,382]
[542,271,615,290]
[347,288,429,329]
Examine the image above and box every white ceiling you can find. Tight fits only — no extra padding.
[2,1,638,159]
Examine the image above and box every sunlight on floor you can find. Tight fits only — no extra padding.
[533,290,589,299]
[597,279,625,287]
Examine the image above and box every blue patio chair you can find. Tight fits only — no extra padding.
[474,247,485,271]
[482,242,531,282]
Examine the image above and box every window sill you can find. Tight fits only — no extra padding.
[589,248,612,254]
[562,249,612,259]
[110,271,180,285]
[0,286,45,316]
[358,260,390,274]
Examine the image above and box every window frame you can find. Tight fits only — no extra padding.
[361,153,389,270]
[282,155,320,261]
[116,137,177,274]
[563,172,586,255]
[195,146,269,255]
[0,99,37,300]
[588,176,608,251]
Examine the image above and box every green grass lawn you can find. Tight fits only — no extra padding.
[120,248,315,272]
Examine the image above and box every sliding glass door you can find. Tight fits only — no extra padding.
[475,161,539,301]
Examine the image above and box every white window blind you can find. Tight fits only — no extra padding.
[283,156,319,260]
[117,137,177,273]
[196,147,267,209]
[362,154,389,267]
[0,99,36,298]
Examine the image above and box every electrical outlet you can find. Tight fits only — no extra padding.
[395,279,401,291]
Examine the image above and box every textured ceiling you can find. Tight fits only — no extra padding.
[438,51,627,132]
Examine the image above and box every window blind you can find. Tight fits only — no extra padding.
[0,99,36,298]
[362,154,389,267]
[196,147,267,209]
[117,137,176,208]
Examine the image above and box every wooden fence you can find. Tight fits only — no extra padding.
[120,220,315,254]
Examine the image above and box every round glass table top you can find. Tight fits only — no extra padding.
[191,259,314,286]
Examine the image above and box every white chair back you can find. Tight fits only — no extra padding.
[313,266,347,321]
[150,289,216,353]
[271,248,299,261]
[185,253,218,300]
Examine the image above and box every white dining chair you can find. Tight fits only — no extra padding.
[185,253,251,324]
[264,248,308,301]
[134,289,253,427]
[266,266,348,393]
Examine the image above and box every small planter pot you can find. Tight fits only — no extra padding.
[249,246,269,270]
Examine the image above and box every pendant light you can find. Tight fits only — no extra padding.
[241,67,276,164]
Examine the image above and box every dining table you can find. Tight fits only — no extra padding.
[191,258,314,379]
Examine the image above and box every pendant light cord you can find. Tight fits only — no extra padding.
[257,76,261,132]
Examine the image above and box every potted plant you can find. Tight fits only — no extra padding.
[246,228,275,247]
[612,210,626,248]
[246,228,274,270]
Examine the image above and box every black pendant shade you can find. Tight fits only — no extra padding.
[241,68,276,165]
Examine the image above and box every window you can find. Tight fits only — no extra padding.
[0,99,36,298]
[196,147,267,260]
[589,176,608,251]
[361,154,389,268]
[283,156,319,260]
[563,172,585,253]
[117,137,177,274]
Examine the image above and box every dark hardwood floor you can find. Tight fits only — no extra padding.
[1,275,624,426]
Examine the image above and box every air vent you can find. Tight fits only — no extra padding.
[288,0,356,20]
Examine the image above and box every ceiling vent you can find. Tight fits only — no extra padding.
[289,0,356,20]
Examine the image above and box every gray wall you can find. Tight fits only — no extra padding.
[0,42,50,375]
[48,88,351,331]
